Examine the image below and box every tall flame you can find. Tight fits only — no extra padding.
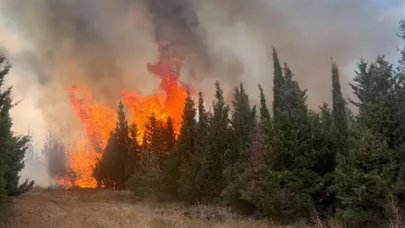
[58,43,188,188]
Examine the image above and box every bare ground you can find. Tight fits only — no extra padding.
[6,189,271,228]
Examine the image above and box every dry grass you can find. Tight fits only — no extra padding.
[6,189,272,228]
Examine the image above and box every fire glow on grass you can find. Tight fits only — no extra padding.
[57,43,188,188]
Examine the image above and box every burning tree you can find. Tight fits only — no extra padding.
[58,42,188,189]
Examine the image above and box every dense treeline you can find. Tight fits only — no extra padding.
[95,21,405,226]
[0,57,34,224]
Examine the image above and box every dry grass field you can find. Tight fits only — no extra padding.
[6,189,272,228]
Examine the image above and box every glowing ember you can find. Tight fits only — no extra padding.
[57,43,188,188]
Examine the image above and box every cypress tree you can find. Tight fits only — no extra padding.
[194,92,209,199]
[335,57,400,225]
[198,81,231,201]
[229,83,257,162]
[222,83,257,210]
[127,114,164,197]
[164,117,176,155]
[258,84,271,125]
[125,123,140,182]
[95,101,131,189]
[196,92,209,151]
[331,62,348,144]
[175,94,198,202]
[272,48,285,122]
[143,114,164,156]
[262,62,319,222]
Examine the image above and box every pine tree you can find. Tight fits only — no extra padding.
[196,92,209,149]
[395,19,405,213]
[272,48,285,122]
[262,61,319,222]
[194,92,209,199]
[127,114,166,197]
[197,81,231,201]
[335,57,400,225]
[334,127,396,226]
[143,114,164,157]
[350,58,397,145]
[229,83,257,162]
[175,94,199,202]
[0,57,33,223]
[308,105,336,216]
[164,117,176,155]
[258,84,271,125]
[222,83,257,209]
[331,62,349,146]
[94,101,131,189]
[125,123,140,182]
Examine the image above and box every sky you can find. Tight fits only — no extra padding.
[0,0,403,185]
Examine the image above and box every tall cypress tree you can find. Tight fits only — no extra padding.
[258,84,271,125]
[222,83,257,209]
[229,83,257,162]
[196,92,209,152]
[175,94,198,202]
[272,48,285,122]
[262,61,319,222]
[194,92,209,199]
[331,62,348,142]
[198,81,231,201]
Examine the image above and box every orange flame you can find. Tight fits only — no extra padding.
[57,43,188,188]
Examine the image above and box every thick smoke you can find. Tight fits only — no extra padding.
[0,0,402,184]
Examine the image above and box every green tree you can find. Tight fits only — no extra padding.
[174,94,199,202]
[331,62,349,150]
[0,57,33,224]
[197,81,231,201]
[335,57,400,226]
[194,92,209,200]
[163,117,176,156]
[272,48,285,122]
[229,83,257,162]
[222,83,257,210]
[335,127,397,226]
[94,101,131,189]
[125,123,140,182]
[143,114,165,161]
[395,19,405,214]
[258,84,271,126]
[262,62,320,222]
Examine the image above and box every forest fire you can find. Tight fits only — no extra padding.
[57,43,188,188]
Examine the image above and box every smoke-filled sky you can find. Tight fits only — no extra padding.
[0,0,404,160]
